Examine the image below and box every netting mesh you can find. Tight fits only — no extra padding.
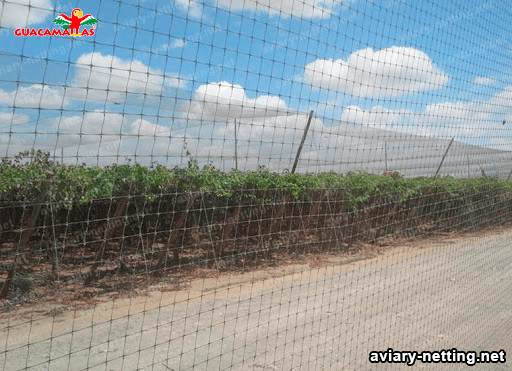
[1,0,511,370]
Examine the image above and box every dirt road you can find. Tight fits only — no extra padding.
[2,227,512,370]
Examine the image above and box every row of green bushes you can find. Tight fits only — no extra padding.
[2,149,511,215]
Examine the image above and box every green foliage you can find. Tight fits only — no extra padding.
[1,150,511,213]
[80,18,98,26]
[53,18,70,25]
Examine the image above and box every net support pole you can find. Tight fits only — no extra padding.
[234,118,238,171]
[385,141,388,171]
[467,154,470,178]
[291,110,314,174]
[435,137,454,178]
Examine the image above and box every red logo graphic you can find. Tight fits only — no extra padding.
[14,8,98,37]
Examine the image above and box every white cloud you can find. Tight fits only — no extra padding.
[423,101,484,122]
[169,38,187,49]
[0,112,126,155]
[0,112,29,126]
[54,111,128,145]
[339,99,497,147]
[0,0,53,29]
[54,112,173,143]
[0,53,185,109]
[30,112,184,162]
[215,0,343,18]
[184,81,288,120]
[490,85,512,118]
[175,0,203,18]
[362,84,512,149]
[303,46,449,97]
[129,117,187,157]
[0,84,68,109]
[473,76,495,85]
[67,52,186,103]
[130,117,171,137]
[341,105,406,128]
[418,101,494,144]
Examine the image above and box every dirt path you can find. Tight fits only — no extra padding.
[1,225,512,370]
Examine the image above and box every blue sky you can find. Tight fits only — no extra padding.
[0,0,511,174]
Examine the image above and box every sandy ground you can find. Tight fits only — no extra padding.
[1,226,512,370]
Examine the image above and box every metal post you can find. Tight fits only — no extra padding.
[234,118,238,171]
[479,163,486,177]
[467,154,470,178]
[291,110,314,174]
[434,137,454,178]
[385,141,388,171]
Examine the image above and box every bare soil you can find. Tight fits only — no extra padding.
[2,220,511,322]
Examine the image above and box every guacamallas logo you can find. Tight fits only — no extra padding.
[15,8,98,37]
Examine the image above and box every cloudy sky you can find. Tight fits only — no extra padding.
[1,0,512,174]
